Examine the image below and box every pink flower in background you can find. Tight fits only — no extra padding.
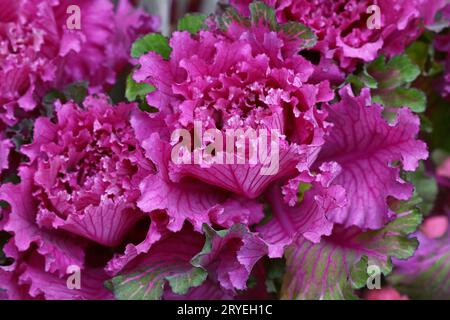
[437,157,450,179]
[421,215,449,239]
[231,0,446,72]
[0,0,158,126]
[364,287,409,300]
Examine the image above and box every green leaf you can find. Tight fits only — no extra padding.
[178,14,207,34]
[403,162,438,216]
[41,81,88,112]
[219,6,250,30]
[63,81,89,105]
[349,54,427,113]
[431,149,450,167]
[39,81,90,122]
[138,100,158,113]
[131,33,172,59]
[373,87,427,113]
[264,258,286,294]
[165,268,208,295]
[419,114,433,133]
[0,231,12,266]
[249,1,278,29]
[42,90,64,119]
[368,55,420,90]
[406,39,444,77]
[105,232,207,300]
[406,41,429,73]
[280,21,317,49]
[297,182,312,203]
[106,262,206,301]
[347,71,378,93]
[246,275,258,290]
[125,74,155,102]
[191,224,249,268]
[6,118,34,150]
[280,210,422,300]
[219,1,316,50]
[108,70,128,104]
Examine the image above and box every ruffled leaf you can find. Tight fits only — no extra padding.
[177,14,207,34]
[0,167,85,275]
[166,268,208,295]
[348,55,426,113]
[0,268,28,300]
[131,33,172,59]
[403,162,438,216]
[191,224,268,291]
[280,22,317,49]
[280,210,422,300]
[249,1,278,29]
[257,163,346,258]
[318,86,428,229]
[38,197,143,248]
[220,1,317,49]
[137,134,264,232]
[169,135,306,199]
[105,229,207,300]
[368,55,421,90]
[373,88,426,113]
[18,255,113,300]
[125,74,155,102]
[105,211,169,276]
[62,81,89,105]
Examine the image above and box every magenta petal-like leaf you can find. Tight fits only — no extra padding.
[0,166,85,276]
[18,254,113,300]
[258,163,345,258]
[137,134,264,231]
[318,86,428,229]
[191,224,269,291]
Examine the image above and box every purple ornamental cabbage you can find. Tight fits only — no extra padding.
[128,6,427,294]
[231,0,447,73]
[0,0,158,126]
[0,0,438,300]
[0,95,153,299]
[131,9,337,277]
